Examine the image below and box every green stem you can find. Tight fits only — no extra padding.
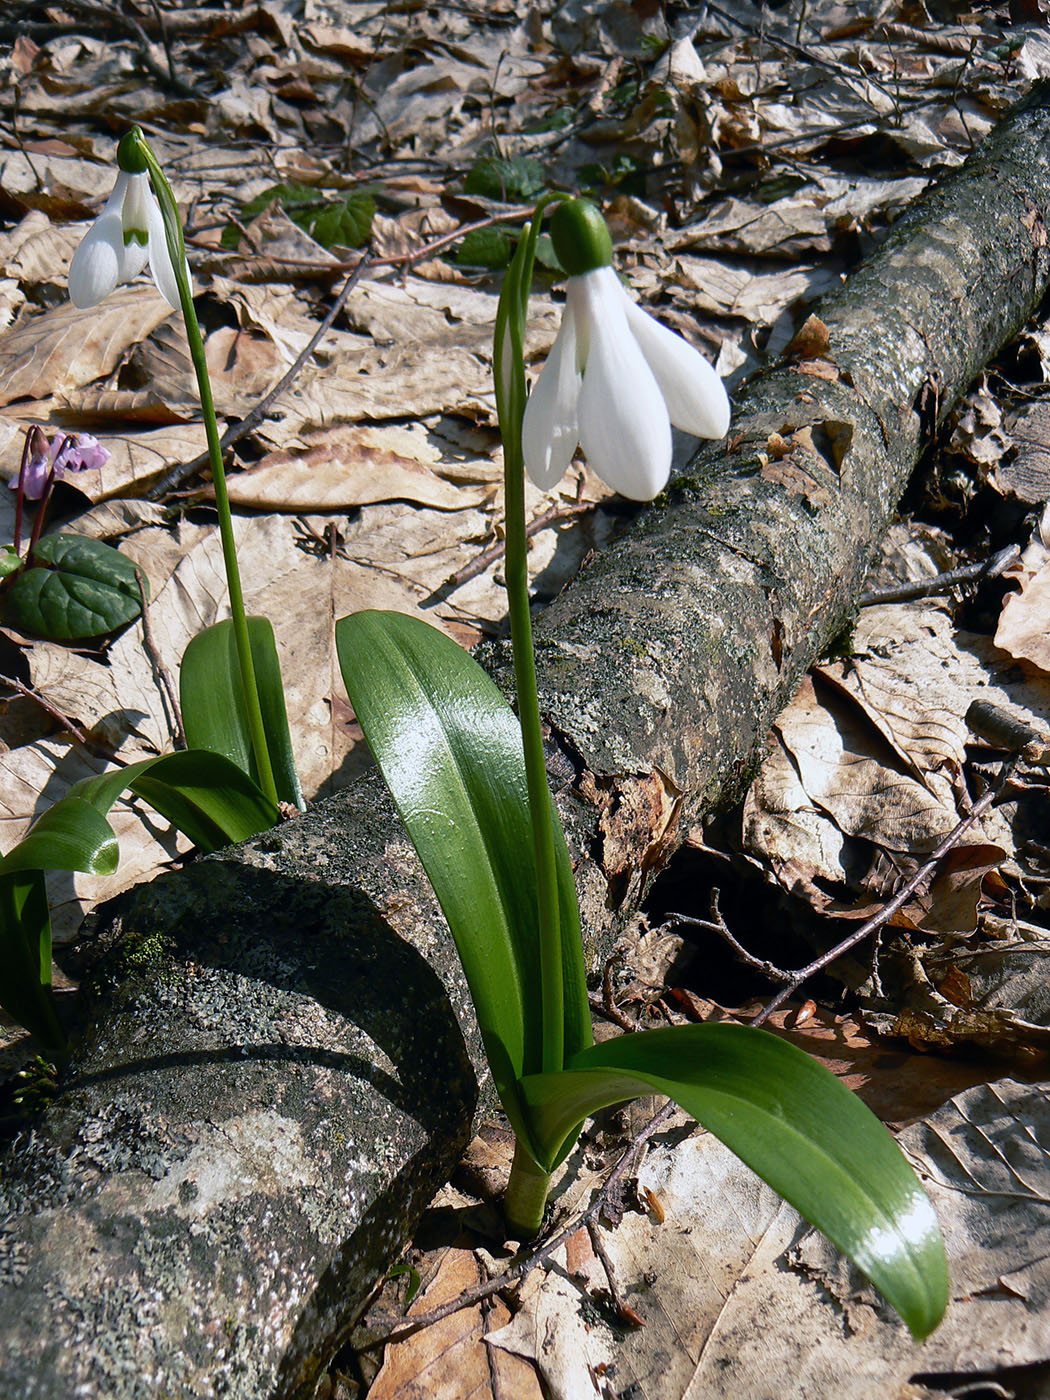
[495,203,567,1080]
[134,134,277,806]
[504,1139,553,1239]
[504,431,563,1075]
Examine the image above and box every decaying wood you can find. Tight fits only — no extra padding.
[2,90,1050,1399]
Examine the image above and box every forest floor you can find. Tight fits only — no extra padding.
[3,2,1050,1396]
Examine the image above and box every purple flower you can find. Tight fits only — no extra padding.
[52,432,110,476]
[18,426,53,501]
[10,428,110,500]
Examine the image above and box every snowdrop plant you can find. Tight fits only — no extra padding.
[336,198,949,1337]
[0,132,301,1056]
[66,127,289,810]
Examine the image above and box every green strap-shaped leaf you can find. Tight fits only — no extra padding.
[181,617,304,810]
[519,1022,949,1339]
[2,534,146,640]
[0,870,65,1054]
[336,609,590,1154]
[71,751,279,851]
[0,750,278,1052]
[0,797,119,878]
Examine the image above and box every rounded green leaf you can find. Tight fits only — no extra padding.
[520,1023,949,1339]
[3,534,146,640]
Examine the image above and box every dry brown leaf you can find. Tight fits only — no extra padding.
[775,675,962,855]
[224,424,494,512]
[0,210,81,286]
[369,1245,541,1400]
[1000,400,1050,501]
[0,289,175,408]
[489,1079,1050,1400]
[995,562,1050,673]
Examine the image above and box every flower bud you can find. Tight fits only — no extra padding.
[550,198,613,277]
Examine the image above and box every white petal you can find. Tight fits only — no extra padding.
[522,298,582,490]
[68,210,125,308]
[120,173,153,241]
[621,290,730,440]
[575,267,672,500]
[145,189,187,309]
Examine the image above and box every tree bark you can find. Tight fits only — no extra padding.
[2,87,1050,1400]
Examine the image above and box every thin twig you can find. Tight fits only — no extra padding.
[751,758,1019,1028]
[671,889,793,983]
[0,673,90,746]
[11,84,43,192]
[585,1219,642,1326]
[366,1101,678,1349]
[589,946,637,1031]
[135,568,185,750]
[147,254,373,500]
[146,0,178,91]
[205,204,538,280]
[423,494,593,608]
[859,542,1020,607]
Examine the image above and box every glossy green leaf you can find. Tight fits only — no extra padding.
[71,751,279,852]
[0,797,119,878]
[520,1022,949,1339]
[0,800,118,1057]
[336,609,590,1154]
[181,617,303,810]
[2,534,146,639]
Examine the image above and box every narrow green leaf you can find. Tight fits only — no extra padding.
[3,534,146,640]
[0,800,117,1057]
[0,750,276,1052]
[0,870,65,1054]
[520,1023,949,1339]
[69,752,278,852]
[336,609,590,1154]
[181,617,303,810]
[126,750,279,849]
[0,798,118,877]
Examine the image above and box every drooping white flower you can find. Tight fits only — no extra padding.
[523,198,730,502]
[68,167,185,310]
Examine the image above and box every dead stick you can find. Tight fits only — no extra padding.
[751,758,1019,1028]
[367,1101,677,1349]
[0,673,90,746]
[147,254,373,500]
[859,542,1020,607]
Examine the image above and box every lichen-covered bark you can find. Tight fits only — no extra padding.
[2,89,1050,1399]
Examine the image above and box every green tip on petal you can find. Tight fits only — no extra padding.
[550,198,613,277]
[116,129,149,175]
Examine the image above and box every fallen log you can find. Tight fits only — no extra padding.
[2,88,1050,1400]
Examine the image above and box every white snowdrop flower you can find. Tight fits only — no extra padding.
[68,156,185,310]
[523,198,730,502]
